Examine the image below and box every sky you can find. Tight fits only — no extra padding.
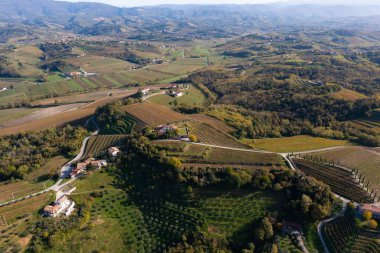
[62,0,379,7]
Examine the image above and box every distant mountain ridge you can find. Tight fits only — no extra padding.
[1,0,380,37]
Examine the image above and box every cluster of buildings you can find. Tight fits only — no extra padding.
[155,124,178,136]
[69,147,119,178]
[70,157,108,178]
[168,89,183,98]
[43,195,75,217]
[43,146,121,218]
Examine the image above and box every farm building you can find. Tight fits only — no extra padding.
[43,195,75,217]
[168,89,184,97]
[155,124,178,135]
[90,160,108,169]
[108,147,120,157]
[69,71,82,77]
[70,158,108,178]
[358,203,380,219]
[282,220,302,234]
[139,88,150,96]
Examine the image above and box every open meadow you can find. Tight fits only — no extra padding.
[153,141,285,167]
[148,85,206,107]
[244,135,352,153]
[66,55,135,74]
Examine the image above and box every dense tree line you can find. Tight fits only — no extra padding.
[38,42,73,60]
[0,126,88,181]
[113,136,335,252]
[188,70,380,146]
[0,55,20,77]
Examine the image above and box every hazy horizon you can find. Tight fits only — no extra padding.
[61,0,380,7]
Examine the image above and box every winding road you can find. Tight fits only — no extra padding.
[0,121,356,253]
[0,117,99,207]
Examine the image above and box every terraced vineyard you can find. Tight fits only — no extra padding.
[323,217,355,253]
[0,181,50,203]
[323,217,380,253]
[292,159,372,203]
[124,114,146,132]
[0,192,52,225]
[310,147,380,193]
[84,135,127,157]
[188,121,246,148]
[124,102,189,126]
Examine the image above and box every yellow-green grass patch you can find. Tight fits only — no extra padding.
[330,88,367,101]
[244,135,351,153]
[66,55,135,74]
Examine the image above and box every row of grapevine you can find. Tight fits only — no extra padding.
[293,159,372,203]
[324,217,380,253]
[84,135,127,157]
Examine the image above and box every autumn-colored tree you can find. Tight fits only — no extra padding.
[369,219,378,229]
[363,210,373,221]
[189,134,198,142]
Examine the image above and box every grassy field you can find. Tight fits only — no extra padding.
[8,45,43,77]
[154,141,285,167]
[66,55,135,74]
[70,170,115,193]
[0,181,55,203]
[148,86,206,107]
[310,147,380,193]
[329,87,367,101]
[243,135,352,153]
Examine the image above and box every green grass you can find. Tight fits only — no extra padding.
[154,141,285,167]
[70,170,115,193]
[46,74,64,82]
[148,86,206,107]
[244,135,351,153]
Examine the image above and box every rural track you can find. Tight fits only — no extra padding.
[0,117,100,207]
[317,197,349,253]
[164,140,354,253]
